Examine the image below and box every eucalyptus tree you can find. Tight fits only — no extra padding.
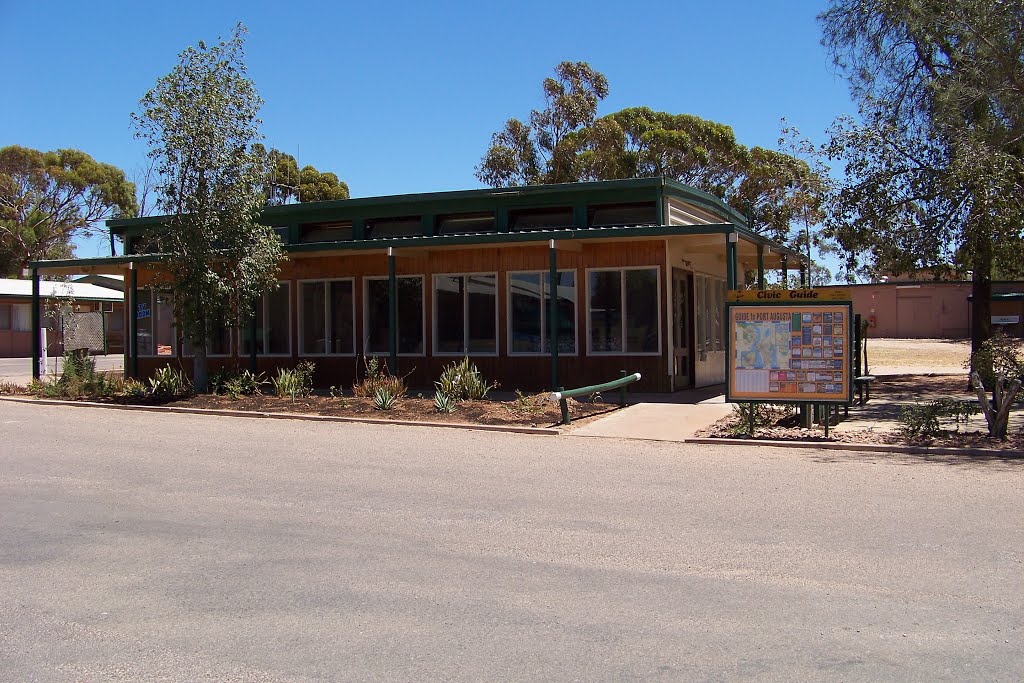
[820,0,1024,357]
[476,65,827,259]
[476,61,609,186]
[255,145,350,205]
[133,23,283,391]
[0,145,136,276]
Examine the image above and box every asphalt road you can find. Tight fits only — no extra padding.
[1,402,1021,681]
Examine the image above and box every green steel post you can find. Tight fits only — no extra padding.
[549,242,559,390]
[854,314,862,377]
[748,402,755,436]
[781,258,789,289]
[799,263,807,288]
[249,298,258,373]
[559,388,570,425]
[101,305,107,355]
[756,245,764,289]
[619,369,627,407]
[388,249,397,374]
[725,234,735,289]
[129,265,138,379]
[31,268,40,380]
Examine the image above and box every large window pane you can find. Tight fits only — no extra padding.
[12,304,31,332]
[365,279,390,354]
[266,284,290,355]
[136,296,153,356]
[396,278,423,354]
[329,280,354,354]
[509,271,577,355]
[182,310,229,356]
[154,293,175,355]
[434,275,464,353]
[467,274,496,354]
[625,269,658,352]
[240,283,291,356]
[239,297,264,355]
[300,281,326,354]
[589,271,622,352]
[434,274,496,355]
[551,271,577,354]
[366,277,423,355]
[510,273,543,353]
[0,305,10,330]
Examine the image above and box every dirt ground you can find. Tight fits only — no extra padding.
[701,373,1024,451]
[864,338,970,371]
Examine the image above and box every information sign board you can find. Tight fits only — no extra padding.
[726,294,853,403]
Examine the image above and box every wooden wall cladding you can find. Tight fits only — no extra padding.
[130,240,672,392]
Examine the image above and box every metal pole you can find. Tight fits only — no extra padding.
[129,264,138,379]
[388,248,397,374]
[782,257,789,289]
[549,241,559,391]
[31,268,40,380]
[799,263,807,288]
[748,402,755,436]
[756,245,764,289]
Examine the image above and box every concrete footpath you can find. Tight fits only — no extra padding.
[571,386,734,441]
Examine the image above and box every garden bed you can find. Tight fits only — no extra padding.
[698,373,1024,452]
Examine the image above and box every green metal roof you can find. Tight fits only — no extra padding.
[33,221,805,272]
[109,177,742,230]
[100,177,802,261]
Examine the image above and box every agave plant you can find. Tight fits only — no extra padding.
[372,387,398,411]
[433,390,457,413]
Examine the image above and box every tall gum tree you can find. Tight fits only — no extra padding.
[477,65,827,261]
[133,23,283,392]
[820,0,1024,364]
[0,146,136,276]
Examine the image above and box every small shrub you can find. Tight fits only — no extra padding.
[0,380,26,395]
[898,399,979,439]
[225,370,267,397]
[504,389,543,416]
[433,391,458,413]
[60,351,96,385]
[149,366,191,397]
[436,357,497,401]
[372,387,398,411]
[272,361,315,399]
[968,330,1024,391]
[121,378,148,398]
[352,356,407,398]
[729,403,794,437]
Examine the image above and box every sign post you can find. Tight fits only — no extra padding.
[726,289,854,436]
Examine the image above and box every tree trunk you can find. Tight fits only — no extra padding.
[969,226,993,379]
[193,343,208,393]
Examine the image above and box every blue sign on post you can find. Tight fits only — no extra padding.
[136,302,151,319]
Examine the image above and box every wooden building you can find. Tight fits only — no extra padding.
[30,178,804,392]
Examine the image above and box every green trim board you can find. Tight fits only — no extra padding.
[104,178,804,262]
[725,296,854,405]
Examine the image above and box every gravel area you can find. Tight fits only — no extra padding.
[865,338,970,373]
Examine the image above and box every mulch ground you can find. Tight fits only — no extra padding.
[65,391,618,429]
[699,373,1024,452]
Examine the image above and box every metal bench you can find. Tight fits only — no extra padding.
[853,375,876,405]
[550,372,642,424]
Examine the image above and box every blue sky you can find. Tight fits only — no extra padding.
[1,0,855,269]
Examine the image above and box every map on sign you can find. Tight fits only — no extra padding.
[727,304,851,402]
[735,320,790,372]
